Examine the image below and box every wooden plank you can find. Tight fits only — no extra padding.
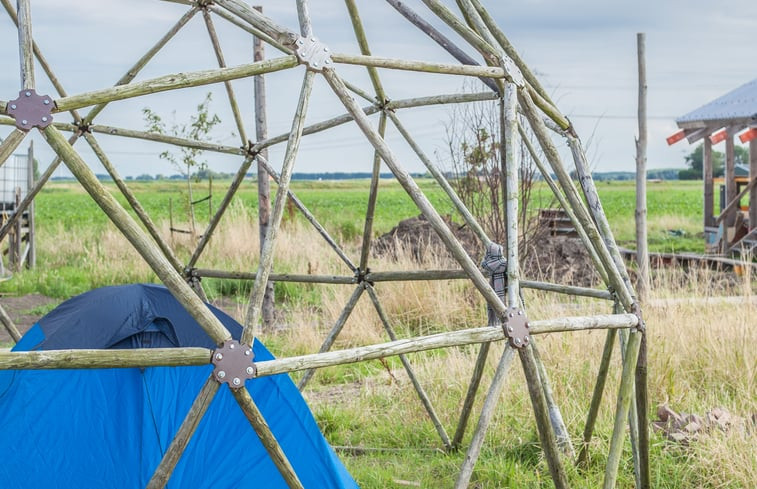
[725,136,737,228]
[704,138,714,227]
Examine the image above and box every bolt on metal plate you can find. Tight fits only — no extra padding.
[5,89,54,131]
[211,339,256,389]
[502,306,529,349]
[294,35,332,71]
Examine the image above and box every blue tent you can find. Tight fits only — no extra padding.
[0,284,358,489]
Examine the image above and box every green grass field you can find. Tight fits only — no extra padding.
[2,177,754,488]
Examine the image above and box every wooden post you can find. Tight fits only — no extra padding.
[704,138,714,229]
[751,139,757,232]
[451,341,491,449]
[725,135,737,230]
[0,302,21,343]
[635,33,649,300]
[358,112,387,272]
[253,5,275,331]
[16,0,34,90]
[26,140,34,268]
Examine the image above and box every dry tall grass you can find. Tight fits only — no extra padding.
[33,204,757,487]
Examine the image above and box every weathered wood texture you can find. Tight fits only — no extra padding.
[253,7,275,330]
[254,314,638,378]
[751,139,757,231]
[0,129,25,166]
[635,33,649,299]
[55,56,298,112]
[16,0,34,89]
[0,347,211,370]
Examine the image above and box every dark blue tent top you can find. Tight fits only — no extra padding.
[0,284,358,489]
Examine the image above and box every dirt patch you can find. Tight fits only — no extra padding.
[0,294,60,343]
[374,214,599,287]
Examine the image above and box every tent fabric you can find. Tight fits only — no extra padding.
[0,284,358,489]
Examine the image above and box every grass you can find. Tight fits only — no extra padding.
[1,178,755,487]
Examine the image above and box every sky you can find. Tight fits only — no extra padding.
[1,0,756,178]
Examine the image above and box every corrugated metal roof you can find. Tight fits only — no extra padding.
[676,78,757,126]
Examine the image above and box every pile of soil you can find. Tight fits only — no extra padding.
[374,214,600,287]
[372,214,481,263]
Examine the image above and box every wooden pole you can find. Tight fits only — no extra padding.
[0,130,26,168]
[297,284,365,390]
[26,139,34,268]
[704,138,714,229]
[750,139,757,233]
[253,5,275,331]
[242,70,316,342]
[619,327,642,489]
[366,285,451,449]
[16,0,34,90]
[0,347,211,369]
[331,53,506,79]
[203,10,248,146]
[576,328,617,467]
[602,331,642,489]
[295,0,313,37]
[453,346,515,488]
[725,135,737,229]
[344,0,388,103]
[384,0,500,94]
[451,341,490,450]
[195,269,356,285]
[55,56,298,113]
[635,33,649,300]
[146,377,221,489]
[532,341,575,459]
[358,112,387,272]
[231,388,304,489]
[0,302,21,343]
[250,313,639,378]
[41,126,232,344]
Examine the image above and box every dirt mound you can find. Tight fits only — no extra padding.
[374,215,599,287]
[521,236,600,287]
[373,214,481,263]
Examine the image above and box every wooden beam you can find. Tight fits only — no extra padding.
[750,139,757,232]
[725,135,737,228]
[704,138,714,228]
[0,347,211,369]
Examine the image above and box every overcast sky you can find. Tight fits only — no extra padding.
[1,0,755,178]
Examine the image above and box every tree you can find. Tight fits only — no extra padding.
[679,142,749,180]
[441,93,550,253]
[143,93,222,236]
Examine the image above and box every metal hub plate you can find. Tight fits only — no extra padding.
[211,339,256,389]
[503,306,530,349]
[5,89,54,131]
[294,36,332,71]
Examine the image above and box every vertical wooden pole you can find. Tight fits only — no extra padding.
[635,33,649,300]
[750,139,757,232]
[451,341,491,449]
[26,140,34,268]
[12,189,21,272]
[16,0,34,90]
[725,135,737,231]
[358,112,387,272]
[453,346,515,489]
[704,138,714,229]
[253,5,275,331]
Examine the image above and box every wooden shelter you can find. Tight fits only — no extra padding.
[667,78,757,254]
[0,1,650,488]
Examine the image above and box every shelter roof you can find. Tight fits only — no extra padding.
[676,78,757,129]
